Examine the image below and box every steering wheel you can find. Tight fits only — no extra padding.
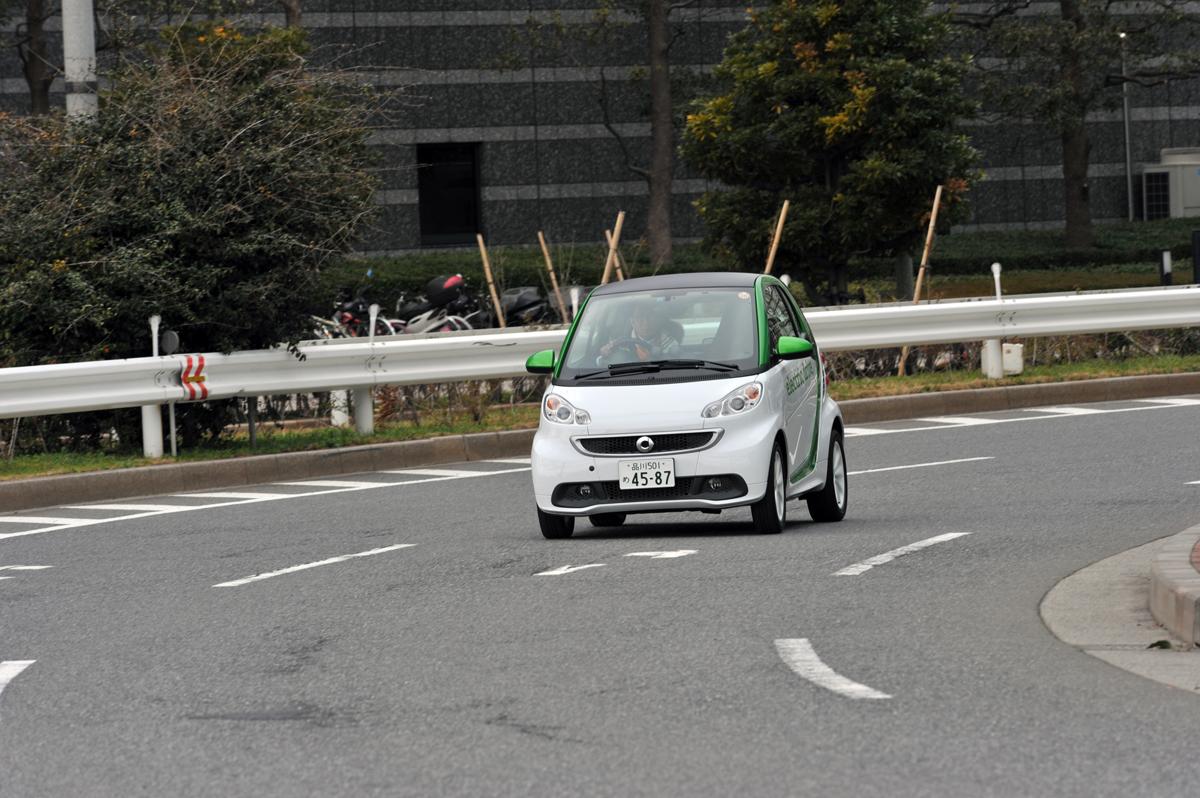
[600,337,645,364]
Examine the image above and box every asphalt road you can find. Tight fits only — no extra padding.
[1,397,1199,796]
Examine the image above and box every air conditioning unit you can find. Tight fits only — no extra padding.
[1141,148,1200,220]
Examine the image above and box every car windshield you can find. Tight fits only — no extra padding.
[557,287,760,382]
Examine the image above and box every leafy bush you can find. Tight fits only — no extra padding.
[0,23,384,448]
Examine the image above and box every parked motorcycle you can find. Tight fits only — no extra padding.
[393,274,477,333]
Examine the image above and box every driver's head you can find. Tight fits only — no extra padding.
[631,302,660,339]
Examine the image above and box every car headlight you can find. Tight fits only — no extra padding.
[543,394,591,425]
[701,382,762,418]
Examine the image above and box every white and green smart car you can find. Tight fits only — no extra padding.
[525,272,846,539]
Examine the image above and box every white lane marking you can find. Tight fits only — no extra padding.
[213,544,415,587]
[918,415,996,426]
[1188,480,1200,485]
[0,566,52,571]
[1131,397,1200,406]
[273,480,384,489]
[62,503,186,512]
[382,468,482,478]
[484,457,532,464]
[0,517,87,526]
[0,577,10,581]
[535,564,606,576]
[774,639,891,700]
[842,397,1200,437]
[848,456,993,476]
[0,660,35,703]
[0,467,531,543]
[173,491,287,500]
[834,532,971,577]
[624,550,697,559]
[843,426,891,437]
[1036,406,1107,416]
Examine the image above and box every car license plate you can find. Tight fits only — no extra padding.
[618,459,675,489]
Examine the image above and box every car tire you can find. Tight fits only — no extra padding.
[537,508,576,539]
[750,443,787,534]
[807,430,847,522]
[588,513,627,528]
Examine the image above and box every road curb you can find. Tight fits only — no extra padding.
[1,371,1197,513]
[838,372,1200,424]
[0,428,535,513]
[1149,525,1200,647]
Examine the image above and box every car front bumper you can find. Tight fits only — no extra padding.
[531,412,776,516]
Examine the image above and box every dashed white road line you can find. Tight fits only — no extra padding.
[273,479,384,489]
[1038,406,1107,416]
[625,550,697,559]
[0,517,87,526]
[844,397,1199,437]
[0,660,35,704]
[848,456,993,476]
[62,503,185,512]
[774,639,891,700]
[834,532,972,577]
[484,457,532,465]
[535,564,605,576]
[1188,480,1200,485]
[0,466,531,543]
[213,544,416,587]
[0,566,52,571]
[174,491,287,500]
[383,468,482,478]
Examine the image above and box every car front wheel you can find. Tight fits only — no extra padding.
[750,443,787,534]
[807,430,847,522]
[537,508,575,539]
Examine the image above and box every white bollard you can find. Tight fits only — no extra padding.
[982,339,1004,379]
[141,315,164,458]
[353,387,374,436]
[61,0,98,118]
[331,390,350,427]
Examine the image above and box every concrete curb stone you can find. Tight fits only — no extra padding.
[1149,525,1200,647]
[2,372,1197,513]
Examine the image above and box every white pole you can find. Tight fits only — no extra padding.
[61,0,98,118]
[983,265,1004,379]
[141,315,164,458]
[1119,33,1134,222]
[353,387,374,436]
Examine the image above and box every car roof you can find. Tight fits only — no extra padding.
[589,271,761,297]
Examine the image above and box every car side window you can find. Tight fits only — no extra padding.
[764,285,800,349]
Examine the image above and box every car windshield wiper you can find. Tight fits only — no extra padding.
[573,359,740,380]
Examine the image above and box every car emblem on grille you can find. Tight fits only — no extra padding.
[636,436,654,453]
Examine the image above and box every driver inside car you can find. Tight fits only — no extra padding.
[595,301,682,364]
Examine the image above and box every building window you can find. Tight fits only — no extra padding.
[417,143,480,246]
[1143,171,1170,221]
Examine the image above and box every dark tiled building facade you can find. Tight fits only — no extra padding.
[3,2,1200,252]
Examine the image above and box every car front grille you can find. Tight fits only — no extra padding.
[576,431,716,456]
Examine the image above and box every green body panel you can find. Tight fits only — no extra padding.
[754,278,770,368]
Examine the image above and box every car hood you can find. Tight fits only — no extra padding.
[551,375,752,434]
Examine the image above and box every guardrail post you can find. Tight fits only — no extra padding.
[330,390,350,427]
[141,314,164,458]
[1160,250,1173,286]
[982,263,1004,380]
[353,387,374,436]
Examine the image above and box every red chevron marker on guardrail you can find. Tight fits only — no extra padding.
[181,355,208,401]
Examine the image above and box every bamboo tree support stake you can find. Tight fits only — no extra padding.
[600,210,626,284]
[537,231,569,322]
[476,233,506,328]
[763,200,790,274]
[897,185,945,375]
[605,229,627,281]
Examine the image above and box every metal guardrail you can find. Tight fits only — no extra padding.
[1,285,1197,421]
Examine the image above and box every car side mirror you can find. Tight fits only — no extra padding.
[525,349,556,374]
[775,336,814,360]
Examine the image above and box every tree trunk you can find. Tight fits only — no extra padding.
[21,0,54,115]
[279,0,302,28]
[1059,0,1093,248]
[645,0,673,267]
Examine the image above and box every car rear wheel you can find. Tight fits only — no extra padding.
[588,513,627,528]
[807,430,847,522]
[537,508,576,539]
[750,443,786,534]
